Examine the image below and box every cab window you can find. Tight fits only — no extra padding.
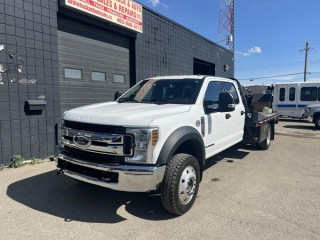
[221,82,240,104]
[203,82,223,112]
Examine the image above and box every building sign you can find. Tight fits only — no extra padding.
[64,0,143,33]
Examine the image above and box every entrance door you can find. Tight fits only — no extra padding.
[193,58,215,75]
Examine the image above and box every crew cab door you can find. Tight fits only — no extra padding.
[202,80,245,158]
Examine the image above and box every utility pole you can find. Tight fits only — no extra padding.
[300,41,311,82]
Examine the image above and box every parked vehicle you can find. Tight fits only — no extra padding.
[273,81,320,118]
[56,75,278,215]
[304,104,320,129]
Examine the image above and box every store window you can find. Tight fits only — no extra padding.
[113,74,125,83]
[91,71,106,81]
[64,68,82,79]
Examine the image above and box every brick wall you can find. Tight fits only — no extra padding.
[135,8,234,81]
[0,1,234,166]
[0,0,60,165]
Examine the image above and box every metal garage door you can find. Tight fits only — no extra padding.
[58,16,130,112]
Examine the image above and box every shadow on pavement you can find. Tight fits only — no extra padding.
[6,144,250,223]
[283,125,316,131]
[6,171,173,223]
[204,144,250,171]
[279,118,308,123]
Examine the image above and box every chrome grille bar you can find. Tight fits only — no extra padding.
[61,126,133,156]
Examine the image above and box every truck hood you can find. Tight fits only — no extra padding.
[63,102,191,127]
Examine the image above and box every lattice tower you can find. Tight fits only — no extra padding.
[218,0,234,51]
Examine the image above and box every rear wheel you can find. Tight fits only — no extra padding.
[259,123,271,150]
[161,153,200,215]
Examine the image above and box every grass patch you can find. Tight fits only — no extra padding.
[30,157,41,165]
[9,155,25,168]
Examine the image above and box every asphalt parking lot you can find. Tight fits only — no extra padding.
[1,119,319,240]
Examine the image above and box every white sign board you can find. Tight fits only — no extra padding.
[64,0,143,33]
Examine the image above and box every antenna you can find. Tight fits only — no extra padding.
[218,0,234,52]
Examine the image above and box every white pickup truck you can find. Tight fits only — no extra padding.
[56,75,278,215]
[304,104,320,129]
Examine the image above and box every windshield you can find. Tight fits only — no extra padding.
[118,78,204,104]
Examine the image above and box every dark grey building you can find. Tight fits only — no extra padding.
[0,0,234,165]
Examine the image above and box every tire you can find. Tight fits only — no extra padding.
[259,123,271,150]
[161,153,200,216]
[314,116,320,130]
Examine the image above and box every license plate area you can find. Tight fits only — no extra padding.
[58,159,119,183]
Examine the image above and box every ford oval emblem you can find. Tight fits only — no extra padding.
[73,134,92,148]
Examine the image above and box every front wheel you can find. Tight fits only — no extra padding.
[314,116,320,130]
[161,153,200,215]
[259,123,271,150]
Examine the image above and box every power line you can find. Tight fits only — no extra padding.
[238,72,304,81]
[236,61,305,71]
[237,40,320,51]
[238,72,320,81]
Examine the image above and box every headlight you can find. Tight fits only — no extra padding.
[305,108,311,114]
[126,128,158,164]
[58,120,65,150]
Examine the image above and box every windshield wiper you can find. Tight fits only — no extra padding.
[117,98,140,103]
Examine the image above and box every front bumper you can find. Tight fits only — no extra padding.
[307,116,314,123]
[56,153,166,192]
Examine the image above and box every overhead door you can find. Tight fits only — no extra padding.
[58,16,130,112]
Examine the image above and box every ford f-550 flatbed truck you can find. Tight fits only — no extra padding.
[56,75,278,215]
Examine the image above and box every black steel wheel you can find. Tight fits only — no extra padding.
[259,123,271,150]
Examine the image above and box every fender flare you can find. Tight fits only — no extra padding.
[156,126,205,166]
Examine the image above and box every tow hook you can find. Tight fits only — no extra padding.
[57,168,65,176]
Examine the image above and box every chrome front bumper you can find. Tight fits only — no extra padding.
[56,154,166,192]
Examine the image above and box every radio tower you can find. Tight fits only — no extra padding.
[218,0,234,52]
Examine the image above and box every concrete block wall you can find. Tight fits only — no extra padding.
[135,8,234,81]
[0,0,60,165]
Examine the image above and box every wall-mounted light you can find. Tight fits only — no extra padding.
[224,64,229,72]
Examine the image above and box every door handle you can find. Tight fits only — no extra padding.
[226,113,231,119]
[241,111,245,115]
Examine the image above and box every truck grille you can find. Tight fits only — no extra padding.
[60,121,134,165]
[63,120,125,134]
[63,146,123,165]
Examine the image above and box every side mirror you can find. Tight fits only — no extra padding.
[114,91,122,101]
[219,92,235,112]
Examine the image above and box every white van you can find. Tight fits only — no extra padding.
[273,82,320,118]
